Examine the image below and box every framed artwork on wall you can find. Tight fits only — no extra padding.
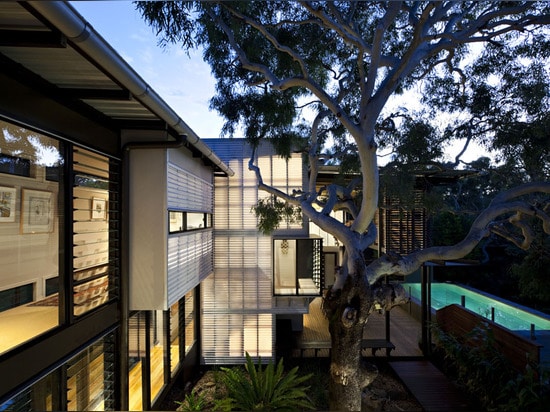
[91,197,107,220]
[0,186,16,223]
[21,189,53,233]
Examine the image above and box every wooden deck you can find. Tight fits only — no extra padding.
[294,297,422,357]
[390,361,473,411]
[292,298,476,410]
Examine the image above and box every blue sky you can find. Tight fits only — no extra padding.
[71,1,225,139]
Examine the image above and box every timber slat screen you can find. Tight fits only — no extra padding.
[436,304,542,371]
[379,190,427,255]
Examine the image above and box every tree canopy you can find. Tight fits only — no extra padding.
[137,2,550,410]
[138,0,550,271]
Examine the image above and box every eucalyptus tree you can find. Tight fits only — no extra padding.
[137,2,550,410]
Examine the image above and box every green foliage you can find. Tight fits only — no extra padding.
[511,233,550,306]
[215,353,314,411]
[432,323,549,411]
[251,195,302,235]
[175,390,207,412]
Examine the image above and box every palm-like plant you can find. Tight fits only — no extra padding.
[175,390,207,411]
[216,353,314,411]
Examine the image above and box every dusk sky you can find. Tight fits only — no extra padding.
[71,1,488,164]
[71,1,226,140]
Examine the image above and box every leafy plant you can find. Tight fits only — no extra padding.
[431,323,549,411]
[215,352,314,411]
[175,390,207,412]
[251,195,302,235]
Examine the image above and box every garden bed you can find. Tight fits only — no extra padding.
[157,358,422,411]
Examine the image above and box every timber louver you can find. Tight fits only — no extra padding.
[379,189,427,255]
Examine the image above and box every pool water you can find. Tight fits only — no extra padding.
[405,282,550,332]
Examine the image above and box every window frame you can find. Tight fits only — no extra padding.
[272,238,324,297]
[168,211,212,234]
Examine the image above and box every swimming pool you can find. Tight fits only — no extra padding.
[404,282,550,333]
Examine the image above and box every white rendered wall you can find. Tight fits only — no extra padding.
[128,144,214,310]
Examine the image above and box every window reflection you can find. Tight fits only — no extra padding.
[73,148,112,317]
[186,213,204,230]
[0,119,62,355]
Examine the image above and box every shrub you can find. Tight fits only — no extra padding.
[175,390,207,411]
[215,352,314,411]
[432,323,549,411]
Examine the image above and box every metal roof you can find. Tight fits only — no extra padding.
[0,1,233,176]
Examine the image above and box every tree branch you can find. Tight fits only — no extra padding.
[366,182,550,285]
[222,4,310,78]
[364,2,403,100]
[208,5,362,138]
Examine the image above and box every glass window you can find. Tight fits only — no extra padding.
[273,238,323,296]
[0,283,34,313]
[184,290,195,353]
[169,211,184,233]
[45,277,58,297]
[169,302,180,375]
[149,311,166,403]
[168,211,211,234]
[128,312,146,411]
[66,332,116,411]
[0,119,63,355]
[0,369,61,411]
[0,153,31,177]
[73,148,116,317]
[186,213,204,230]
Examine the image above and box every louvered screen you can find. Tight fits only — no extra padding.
[201,139,307,364]
[66,332,115,411]
[73,148,119,317]
[167,230,212,306]
[166,163,213,306]
[167,164,213,212]
[380,190,427,255]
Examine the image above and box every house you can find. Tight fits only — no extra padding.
[0,3,471,410]
[0,2,231,410]
[203,140,476,363]
[202,139,326,365]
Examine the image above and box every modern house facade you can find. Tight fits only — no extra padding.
[0,2,231,410]
[1,2,441,410]
[202,139,326,365]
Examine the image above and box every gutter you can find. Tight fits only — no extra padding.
[27,0,234,177]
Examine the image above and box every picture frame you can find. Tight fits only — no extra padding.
[91,197,107,220]
[0,186,16,223]
[21,189,53,234]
